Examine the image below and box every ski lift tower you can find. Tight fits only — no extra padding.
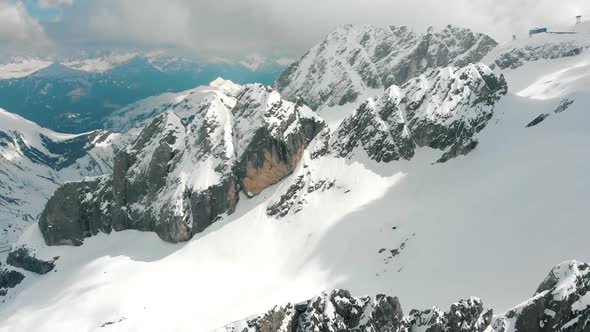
[577,15,582,24]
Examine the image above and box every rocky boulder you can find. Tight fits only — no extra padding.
[6,246,56,274]
[0,268,25,296]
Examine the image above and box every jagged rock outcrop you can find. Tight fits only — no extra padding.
[6,246,56,274]
[492,261,590,332]
[554,98,575,114]
[221,289,490,332]
[222,260,590,332]
[404,297,492,332]
[275,24,498,110]
[332,63,507,163]
[0,268,24,296]
[39,84,324,245]
[526,114,550,128]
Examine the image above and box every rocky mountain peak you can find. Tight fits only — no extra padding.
[274,24,498,110]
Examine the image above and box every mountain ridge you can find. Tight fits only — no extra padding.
[274,24,498,111]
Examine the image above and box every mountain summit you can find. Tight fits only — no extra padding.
[275,25,498,110]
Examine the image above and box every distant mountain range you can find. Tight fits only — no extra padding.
[0,53,285,133]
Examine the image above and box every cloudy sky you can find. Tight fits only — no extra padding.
[1,0,589,61]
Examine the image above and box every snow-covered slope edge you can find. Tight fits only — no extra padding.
[484,33,590,100]
[0,109,126,246]
[484,33,590,71]
[220,260,589,332]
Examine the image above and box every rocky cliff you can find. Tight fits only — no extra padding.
[39,84,324,245]
[275,25,498,110]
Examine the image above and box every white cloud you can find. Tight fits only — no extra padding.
[27,0,590,60]
[37,0,74,9]
[239,53,267,71]
[0,1,49,52]
[275,57,295,66]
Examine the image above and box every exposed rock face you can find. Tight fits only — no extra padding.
[221,289,490,332]
[526,114,550,128]
[233,86,324,196]
[6,246,56,274]
[554,98,575,113]
[0,268,25,295]
[492,261,590,332]
[39,176,112,246]
[275,24,498,110]
[39,84,324,245]
[332,63,507,163]
[404,298,492,332]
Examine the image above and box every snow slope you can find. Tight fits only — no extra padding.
[483,32,590,99]
[0,109,126,246]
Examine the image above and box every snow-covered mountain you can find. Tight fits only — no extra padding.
[0,25,590,332]
[103,78,242,133]
[0,109,126,246]
[0,57,53,80]
[275,24,498,110]
[0,51,286,78]
[39,82,323,244]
